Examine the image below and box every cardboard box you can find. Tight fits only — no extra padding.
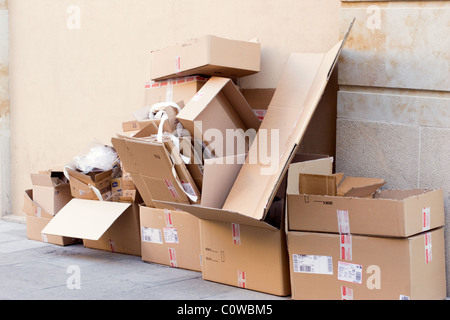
[287,228,447,300]
[144,75,208,109]
[42,199,141,256]
[112,124,202,208]
[23,190,81,246]
[66,168,114,201]
[30,170,73,216]
[176,76,260,159]
[140,206,202,272]
[150,35,260,81]
[200,199,290,296]
[288,184,445,238]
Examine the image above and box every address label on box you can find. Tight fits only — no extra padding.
[338,261,363,284]
[141,227,163,244]
[293,254,333,275]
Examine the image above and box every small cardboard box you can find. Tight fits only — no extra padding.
[42,199,141,256]
[30,170,73,216]
[287,228,447,300]
[23,190,81,246]
[176,76,260,158]
[144,75,208,109]
[150,35,260,81]
[140,206,202,272]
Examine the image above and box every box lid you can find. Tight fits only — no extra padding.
[41,199,131,240]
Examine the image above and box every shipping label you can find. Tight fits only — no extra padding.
[163,227,179,244]
[292,254,333,275]
[338,261,363,284]
[341,286,354,300]
[141,227,163,244]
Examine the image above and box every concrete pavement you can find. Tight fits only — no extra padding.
[0,219,290,300]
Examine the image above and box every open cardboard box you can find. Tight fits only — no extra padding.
[41,199,142,256]
[155,21,354,230]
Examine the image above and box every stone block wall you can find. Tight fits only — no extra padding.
[338,0,450,294]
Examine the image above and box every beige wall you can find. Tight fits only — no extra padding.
[7,0,341,219]
[337,0,450,294]
[0,0,10,218]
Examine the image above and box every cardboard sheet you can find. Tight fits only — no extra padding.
[42,199,131,241]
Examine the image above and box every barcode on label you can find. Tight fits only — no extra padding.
[141,227,163,244]
[164,228,179,244]
[338,261,363,284]
[181,181,197,197]
[293,254,333,275]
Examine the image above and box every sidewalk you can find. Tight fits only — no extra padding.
[0,219,290,300]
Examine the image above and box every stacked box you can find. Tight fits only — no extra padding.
[286,160,447,300]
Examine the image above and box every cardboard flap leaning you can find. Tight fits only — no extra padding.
[155,21,354,230]
[42,199,131,241]
[30,170,68,188]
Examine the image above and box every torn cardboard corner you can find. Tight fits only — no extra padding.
[299,173,386,198]
[155,20,354,230]
[150,35,261,81]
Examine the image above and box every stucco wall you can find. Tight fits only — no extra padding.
[7,0,341,220]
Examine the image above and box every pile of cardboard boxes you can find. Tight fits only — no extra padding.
[24,29,447,300]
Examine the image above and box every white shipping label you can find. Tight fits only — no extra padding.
[337,210,350,234]
[338,261,363,284]
[181,182,197,198]
[399,295,411,300]
[164,209,173,228]
[293,254,333,275]
[163,227,179,244]
[422,207,431,231]
[340,234,353,261]
[141,227,163,244]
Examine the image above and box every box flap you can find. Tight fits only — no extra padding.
[222,21,353,221]
[337,177,386,197]
[30,171,67,188]
[299,173,337,196]
[286,157,334,195]
[156,201,278,231]
[41,199,131,241]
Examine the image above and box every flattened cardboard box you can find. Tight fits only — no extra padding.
[150,35,260,81]
[140,206,202,272]
[156,21,354,231]
[42,199,141,256]
[30,170,72,216]
[287,228,447,300]
[23,190,80,246]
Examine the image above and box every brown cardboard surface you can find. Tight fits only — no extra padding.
[82,203,141,256]
[200,199,290,296]
[41,199,131,241]
[287,188,445,237]
[150,35,260,81]
[176,76,260,156]
[140,206,202,271]
[287,228,447,300]
[30,170,73,216]
[144,75,208,109]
